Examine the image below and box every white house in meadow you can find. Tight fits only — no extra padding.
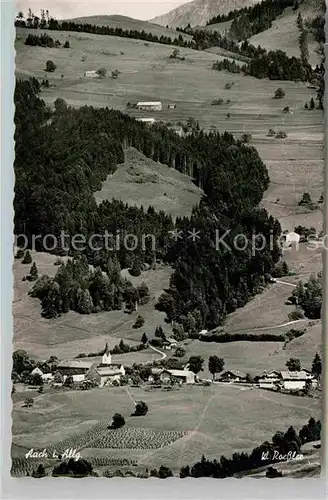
[136,101,162,111]
[285,231,301,248]
[84,70,99,78]
[279,370,316,391]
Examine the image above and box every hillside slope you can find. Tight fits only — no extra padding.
[249,2,323,67]
[150,0,261,28]
[67,14,192,39]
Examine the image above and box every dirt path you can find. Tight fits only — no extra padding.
[148,344,167,361]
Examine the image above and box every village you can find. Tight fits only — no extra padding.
[20,336,320,397]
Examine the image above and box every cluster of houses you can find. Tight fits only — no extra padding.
[216,369,318,392]
[31,343,125,388]
[29,337,201,389]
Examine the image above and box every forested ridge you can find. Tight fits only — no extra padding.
[15,78,281,329]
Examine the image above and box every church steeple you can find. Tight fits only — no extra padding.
[102,342,112,365]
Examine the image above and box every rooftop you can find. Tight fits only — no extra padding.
[280,370,313,380]
[57,359,96,369]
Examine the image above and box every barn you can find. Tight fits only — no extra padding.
[86,364,125,387]
[136,101,162,111]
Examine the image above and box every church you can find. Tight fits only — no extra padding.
[101,342,112,365]
[84,342,126,387]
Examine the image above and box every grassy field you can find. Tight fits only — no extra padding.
[94,146,204,218]
[11,383,320,474]
[13,250,174,359]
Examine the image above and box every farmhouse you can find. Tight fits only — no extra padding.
[158,369,195,385]
[56,359,96,377]
[136,101,162,111]
[162,337,178,350]
[168,103,176,109]
[84,70,99,78]
[219,370,247,383]
[257,370,280,389]
[279,370,317,391]
[86,364,125,387]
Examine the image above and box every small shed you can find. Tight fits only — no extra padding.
[84,70,99,78]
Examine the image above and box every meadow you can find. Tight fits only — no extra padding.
[11,383,320,474]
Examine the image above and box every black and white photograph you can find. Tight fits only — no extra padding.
[9,0,324,481]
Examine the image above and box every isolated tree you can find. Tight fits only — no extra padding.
[22,250,32,264]
[15,248,25,259]
[208,356,225,380]
[29,262,38,281]
[64,374,74,388]
[299,29,309,65]
[137,282,150,304]
[286,358,301,371]
[187,356,204,374]
[45,60,56,72]
[133,314,145,329]
[53,371,64,384]
[54,98,67,113]
[154,325,166,339]
[298,192,312,206]
[29,373,43,386]
[24,397,34,408]
[111,69,119,79]
[311,352,322,378]
[158,465,173,479]
[132,401,148,416]
[273,88,285,99]
[96,67,107,78]
[141,332,148,345]
[63,40,70,48]
[32,464,47,478]
[111,413,125,429]
[310,97,315,109]
[174,347,186,358]
[180,465,190,478]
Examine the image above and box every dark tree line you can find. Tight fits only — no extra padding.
[180,418,321,478]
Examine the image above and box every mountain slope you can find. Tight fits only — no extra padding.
[67,14,192,39]
[150,0,262,28]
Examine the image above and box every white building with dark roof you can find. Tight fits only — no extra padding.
[136,101,162,111]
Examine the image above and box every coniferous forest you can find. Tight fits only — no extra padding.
[15,78,281,330]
